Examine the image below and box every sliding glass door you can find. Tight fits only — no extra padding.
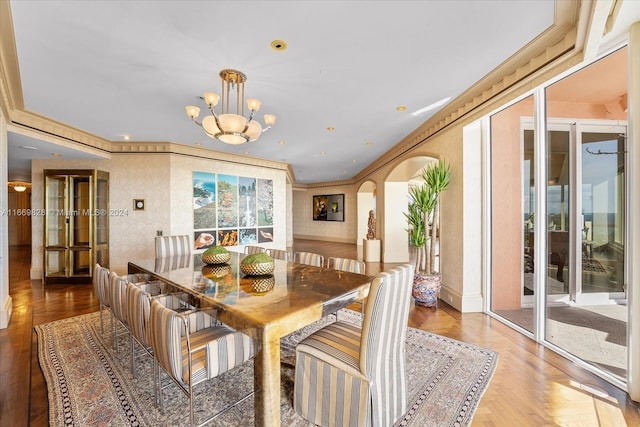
[490,46,628,385]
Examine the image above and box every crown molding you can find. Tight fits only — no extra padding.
[111,141,290,172]
[10,109,112,153]
[0,0,23,120]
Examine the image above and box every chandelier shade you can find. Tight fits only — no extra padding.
[186,69,275,144]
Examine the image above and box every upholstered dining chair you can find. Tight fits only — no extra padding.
[293,251,325,267]
[126,283,187,381]
[244,245,265,255]
[109,272,150,350]
[155,234,192,258]
[294,264,415,427]
[267,248,292,261]
[109,272,129,351]
[327,257,367,318]
[149,298,255,426]
[327,256,365,274]
[93,263,112,337]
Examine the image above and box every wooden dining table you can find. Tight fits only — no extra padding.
[128,251,372,427]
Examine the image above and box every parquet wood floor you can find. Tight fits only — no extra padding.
[1,241,638,426]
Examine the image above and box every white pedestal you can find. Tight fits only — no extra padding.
[363,239,381,262]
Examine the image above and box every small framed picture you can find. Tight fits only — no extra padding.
[133,199,145,211]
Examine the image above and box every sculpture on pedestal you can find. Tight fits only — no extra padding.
[366,210,376,240]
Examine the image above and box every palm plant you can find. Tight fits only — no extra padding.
[405,184,435,272]
[406,160,452,275]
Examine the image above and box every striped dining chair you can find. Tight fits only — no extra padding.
[294,264,415,427]
[327,257,366,318]
[93,263,112,337]
[267,248,292,261]
[155,235,192,258]
[244,245,265,255]
[149,298,255,426]
[327,256,365,274]
[293,251,324,267]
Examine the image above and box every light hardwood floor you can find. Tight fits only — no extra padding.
[1,241,638,426]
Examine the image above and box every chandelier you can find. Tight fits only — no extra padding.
[185,69,276,145]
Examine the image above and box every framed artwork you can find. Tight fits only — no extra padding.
[193,171,275,250]
[313,194,344,221]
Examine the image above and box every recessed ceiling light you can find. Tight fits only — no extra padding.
[366,142,374,147]
[244,151,249,155]
[411,97,451,116]
[396,106,407,111]
[52,153,61,157]
[123,135,131,141]
[326,127,335,131]
[195,142,202,146]
[352,159,357,163]
[20,145,37,150]
[271,40,287,51]
[278,140,286,145]
[320,152,326,155]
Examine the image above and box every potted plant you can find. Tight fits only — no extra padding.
[406,159,451,307]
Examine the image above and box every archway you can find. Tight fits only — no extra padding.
[383,156,436,263]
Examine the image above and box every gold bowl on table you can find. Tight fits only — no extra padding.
[240,261,275,276]
[201,252,231,265]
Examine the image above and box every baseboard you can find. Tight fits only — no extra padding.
[30,268,43,281]
[439,286,484,313]
[293,234,355,245]
[0,294,12,329]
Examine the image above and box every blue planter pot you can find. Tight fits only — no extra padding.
[412,273,441,308]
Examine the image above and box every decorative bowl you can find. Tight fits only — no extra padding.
[247,275,275,294]
[240,261,275,276]
[201,252,231,265]
[202,264,232,279]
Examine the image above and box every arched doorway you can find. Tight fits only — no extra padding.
[383,156,436,263]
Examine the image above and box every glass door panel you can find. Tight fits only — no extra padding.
[579,130,625,295]
[71,249,91,276]
[489,95,535,333]
[45,249,66,277]
[546,130,570,295]
[71,176,91,246]
[45,175,67,247]
[543,46,628,382]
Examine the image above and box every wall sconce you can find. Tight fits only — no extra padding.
[619,94,628,113]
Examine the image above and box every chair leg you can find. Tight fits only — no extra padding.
[189,384,195,427]
[130,337,137,378]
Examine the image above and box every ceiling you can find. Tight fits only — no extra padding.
[2,1,633,184]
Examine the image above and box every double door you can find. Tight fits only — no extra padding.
[44,169,109,283]
[523,121,626,305]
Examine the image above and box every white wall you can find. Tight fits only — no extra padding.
[30,153,288,278]
[383,181,409,263]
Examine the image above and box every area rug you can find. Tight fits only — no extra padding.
[35,310,498,426]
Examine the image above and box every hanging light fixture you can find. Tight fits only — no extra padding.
[185,69,276,145]
[10,182,28,192]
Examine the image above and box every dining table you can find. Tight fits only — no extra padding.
[128,251,372,427]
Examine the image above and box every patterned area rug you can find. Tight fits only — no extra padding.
[35,310,498,426]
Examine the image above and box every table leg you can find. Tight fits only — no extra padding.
[254,333,281,426]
